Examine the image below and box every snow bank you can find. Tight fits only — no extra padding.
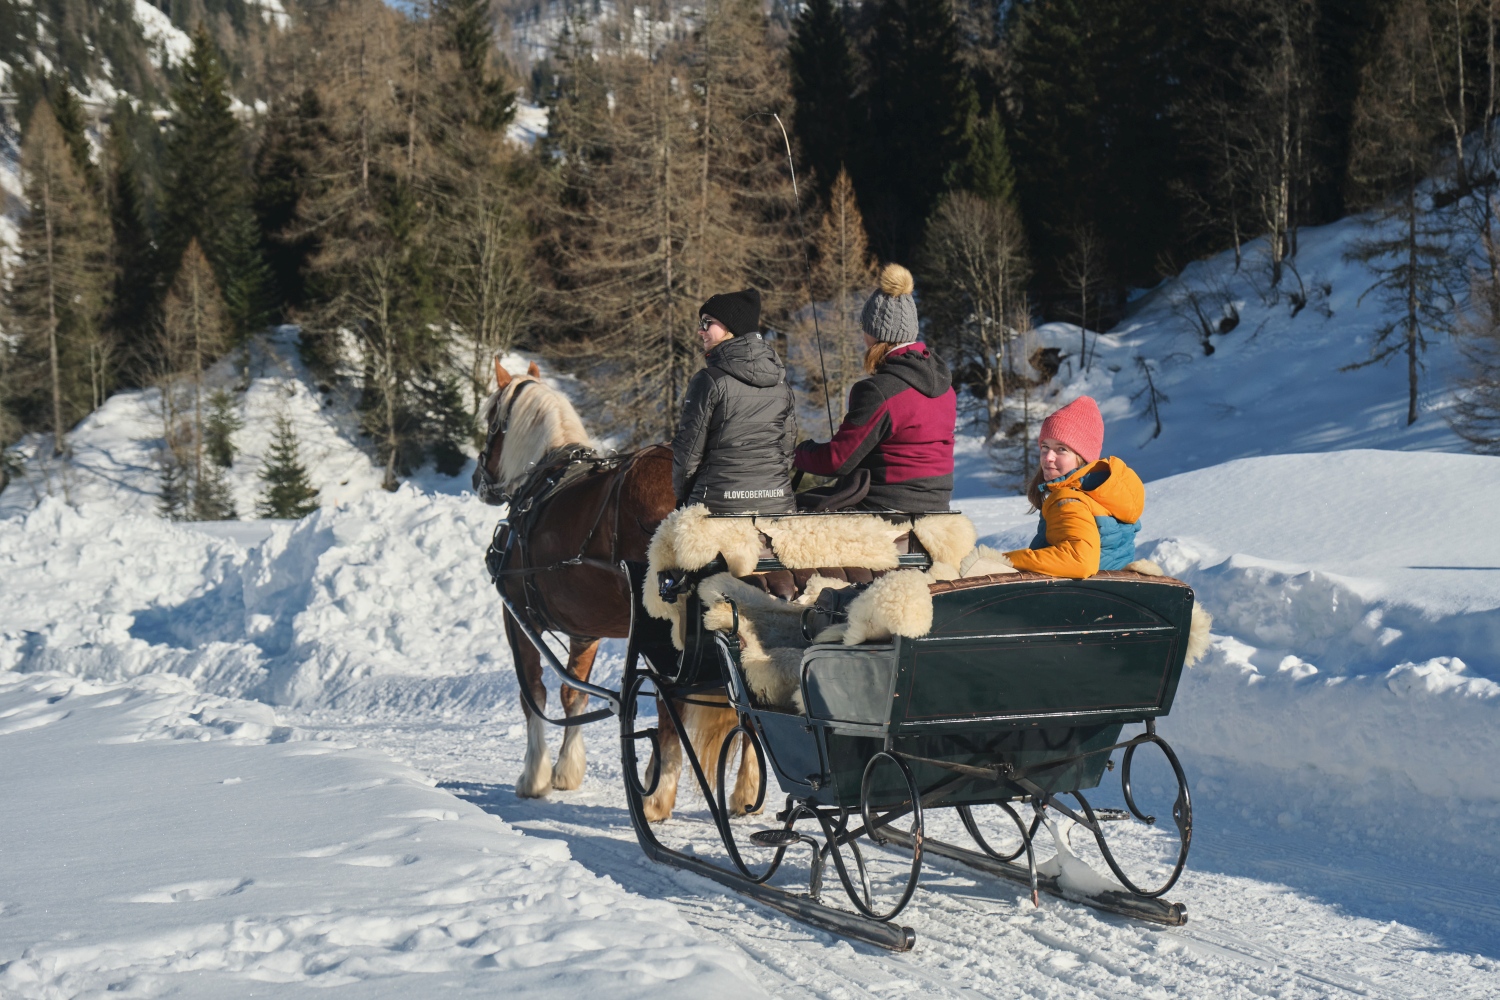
[6,443,1500,865]
[0,486,505,709]
[243,486,505,706]
[0,672,758,997]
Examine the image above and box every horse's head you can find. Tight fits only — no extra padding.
[473,358,590,505]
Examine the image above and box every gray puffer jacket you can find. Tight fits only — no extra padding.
[671,333,797,513]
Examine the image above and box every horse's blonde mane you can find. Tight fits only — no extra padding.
[480,376,593,490]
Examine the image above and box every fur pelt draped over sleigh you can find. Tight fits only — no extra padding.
[644,505,1213,713]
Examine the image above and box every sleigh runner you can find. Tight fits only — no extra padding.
[475,366,1208,952]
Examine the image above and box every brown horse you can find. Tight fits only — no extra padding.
[475,359,759,821]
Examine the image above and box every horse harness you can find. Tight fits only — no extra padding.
[480,386,637,632]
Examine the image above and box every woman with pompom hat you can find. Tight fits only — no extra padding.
[1003,394,1146,578]
[793,263,957,511]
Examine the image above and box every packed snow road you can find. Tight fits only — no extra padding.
[289,694,1500,1000]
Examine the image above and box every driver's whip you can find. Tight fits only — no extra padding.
[763,112,836,438]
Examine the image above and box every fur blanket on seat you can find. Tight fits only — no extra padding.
[699,574,809,711]
[643,506,1017,651]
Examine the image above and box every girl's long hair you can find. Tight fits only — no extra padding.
[863,341,897,374]
[1023,463,1046,511]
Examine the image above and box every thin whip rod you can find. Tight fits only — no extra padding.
[753,112,837,437]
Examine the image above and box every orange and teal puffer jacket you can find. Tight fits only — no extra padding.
[1004,456,1145,579]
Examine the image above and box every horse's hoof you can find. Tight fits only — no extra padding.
[643,802,673,824]
[551,768,583,791]
[516,772,554,799]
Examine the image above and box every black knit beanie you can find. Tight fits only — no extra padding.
[699,288,761,336]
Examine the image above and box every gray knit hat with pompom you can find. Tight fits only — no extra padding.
[860,263,919,345]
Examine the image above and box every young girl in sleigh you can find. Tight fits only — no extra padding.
[1004,395,1146,579]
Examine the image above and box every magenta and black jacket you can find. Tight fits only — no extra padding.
[794,343,956,511]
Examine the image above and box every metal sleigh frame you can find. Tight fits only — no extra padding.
[495,550,1195,952]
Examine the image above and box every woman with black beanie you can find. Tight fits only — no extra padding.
[670,287,798,513]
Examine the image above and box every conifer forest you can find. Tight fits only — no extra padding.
[4,0,1500,511]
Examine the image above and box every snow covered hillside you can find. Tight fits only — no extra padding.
[2,327,412,519]
[1025,216,1472,482]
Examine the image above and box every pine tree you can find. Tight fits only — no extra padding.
[191,459,237,520]
[853,0,979,261]
[157,240,233,513]
[254,89,324,315]
[105,100,161,385]
[160,25,269,339]
[204,389,241,468]
[789,0,856,203]
[438,0,518,131]
[47,76,98,188]
[218,204,274,337]
[157,449,191,521]
[1008,0,1183,292]
[257,414,320,519]
[6,99,113,455]
[956,107,1015,204]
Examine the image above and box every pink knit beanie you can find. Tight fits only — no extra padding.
[1039,396,1104,464]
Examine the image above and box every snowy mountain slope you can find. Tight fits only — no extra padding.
[0,333,566,518]
[0,672,760,998]
[2,327,395,519]
[1024,216,1472,482]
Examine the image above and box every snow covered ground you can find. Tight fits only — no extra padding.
[0,673,757,997]
[3,445,1500,996]
[5,198,1500,993]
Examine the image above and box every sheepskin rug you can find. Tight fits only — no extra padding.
[644,508,1016,657]
[1185,604,1213,668]
[699,574,809,712]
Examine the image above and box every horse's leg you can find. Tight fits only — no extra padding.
[506,610,554,798]
[729,730,764,816]
[642,694,683,823]
[552,638,600,791]
[691,703,739,796]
